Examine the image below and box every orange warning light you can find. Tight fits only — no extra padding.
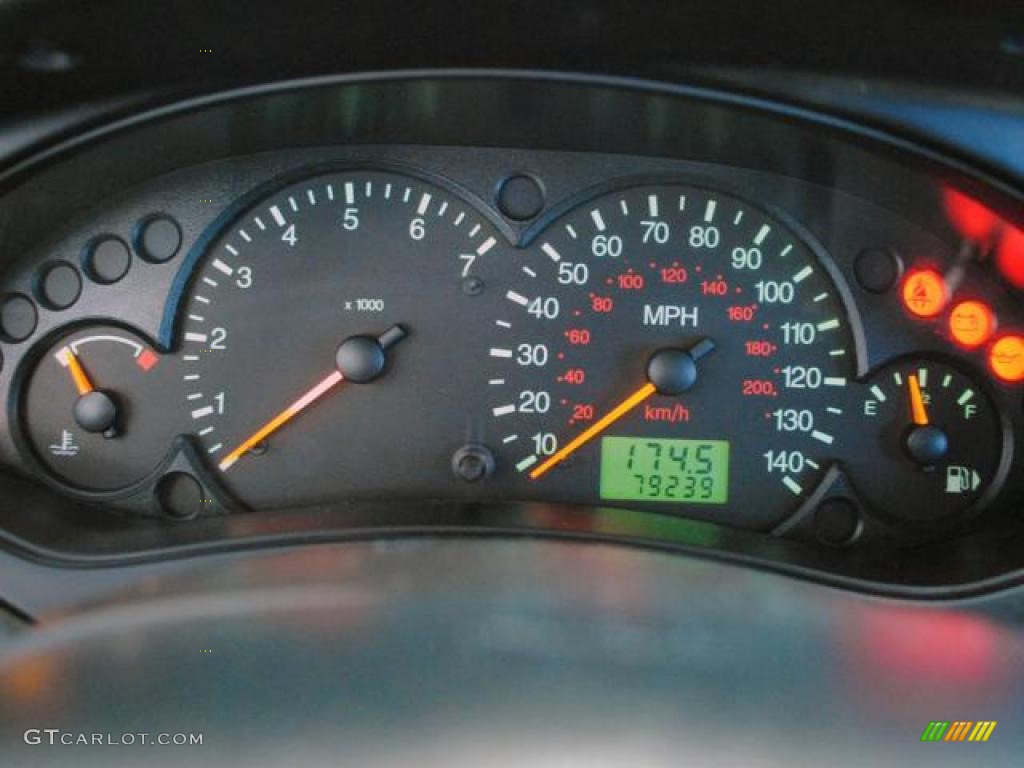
[949,301,996,348]
[990,335,1024,383]
[902,269,948,318]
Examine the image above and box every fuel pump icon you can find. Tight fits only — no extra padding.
[945,465,980,494]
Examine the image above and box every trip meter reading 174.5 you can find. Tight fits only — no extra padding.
[474,184,858,530]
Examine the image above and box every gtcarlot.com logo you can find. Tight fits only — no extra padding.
[921,721,997,743]
[23,729,203,746]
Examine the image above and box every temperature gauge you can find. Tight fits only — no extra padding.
[19,325,179,492]
[846,358,1009,524]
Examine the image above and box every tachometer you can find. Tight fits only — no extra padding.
[475,184,859,530]
[173,170,505,508]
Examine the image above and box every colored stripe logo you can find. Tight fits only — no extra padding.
[921,721,996,742]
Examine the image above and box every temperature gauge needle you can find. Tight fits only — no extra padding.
[218,370,344,472]
[59,346,121,437]
[60,347,95,395]
[218,323,408,473]
[908,373,929,426]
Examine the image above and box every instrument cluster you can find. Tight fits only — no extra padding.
[0,76,1022,589]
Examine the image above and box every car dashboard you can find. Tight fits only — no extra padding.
[2,3,1024,764]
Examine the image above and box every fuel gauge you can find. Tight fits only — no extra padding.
[846,358,1010,525]
[18,325,179,492]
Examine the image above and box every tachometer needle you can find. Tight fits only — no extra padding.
[218,323,408,473]
[218,370,344,472]
[529,382,657,480]
[908,373,929,426]
[60,347,95,395]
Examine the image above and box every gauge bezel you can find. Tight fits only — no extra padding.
[471,175,871,530]
[8,319,179,503]
[846,351,1015,530]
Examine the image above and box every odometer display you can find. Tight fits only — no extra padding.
[473,183,857,530]
[600,436,729,504]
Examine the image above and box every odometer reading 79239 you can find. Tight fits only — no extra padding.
[472,183,857,530]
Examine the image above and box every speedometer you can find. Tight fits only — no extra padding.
[475,184,858,530]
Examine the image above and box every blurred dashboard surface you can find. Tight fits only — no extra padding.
[2,538,1024,767]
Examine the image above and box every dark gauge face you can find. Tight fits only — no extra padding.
[20,325,175,491]
[177,170,505,508]
[471,184,857,530]
[846,358,1007,524]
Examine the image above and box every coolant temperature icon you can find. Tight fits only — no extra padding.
[48,429,80,458]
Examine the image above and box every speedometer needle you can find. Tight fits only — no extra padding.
[218,324,408,472]
[529,382,657,480]
[529,338,714,480]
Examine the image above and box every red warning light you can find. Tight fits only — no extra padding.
[948,301,996,348]
[902,269,948,318]
[990,335,1024,383]
[996,226,1024,290]
[136,348,159,372]
[943,188,1000,243]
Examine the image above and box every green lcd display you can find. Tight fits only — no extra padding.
[600,436,729,504]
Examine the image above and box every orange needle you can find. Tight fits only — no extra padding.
[529,382,657,480]
[908,374,929,426]
[61,347,94,395]
[218,370,344,472]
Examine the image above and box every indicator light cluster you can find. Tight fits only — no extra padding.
[901,268,1022,382]
[893,189,1024,384]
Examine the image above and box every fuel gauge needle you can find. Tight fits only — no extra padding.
[218,323,408,473]
[903,371,947,466]
[908,373,929,426]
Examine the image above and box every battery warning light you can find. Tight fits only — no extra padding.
[990,335,1024,383]
[949,301,996,348]
[902,269,948,318]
